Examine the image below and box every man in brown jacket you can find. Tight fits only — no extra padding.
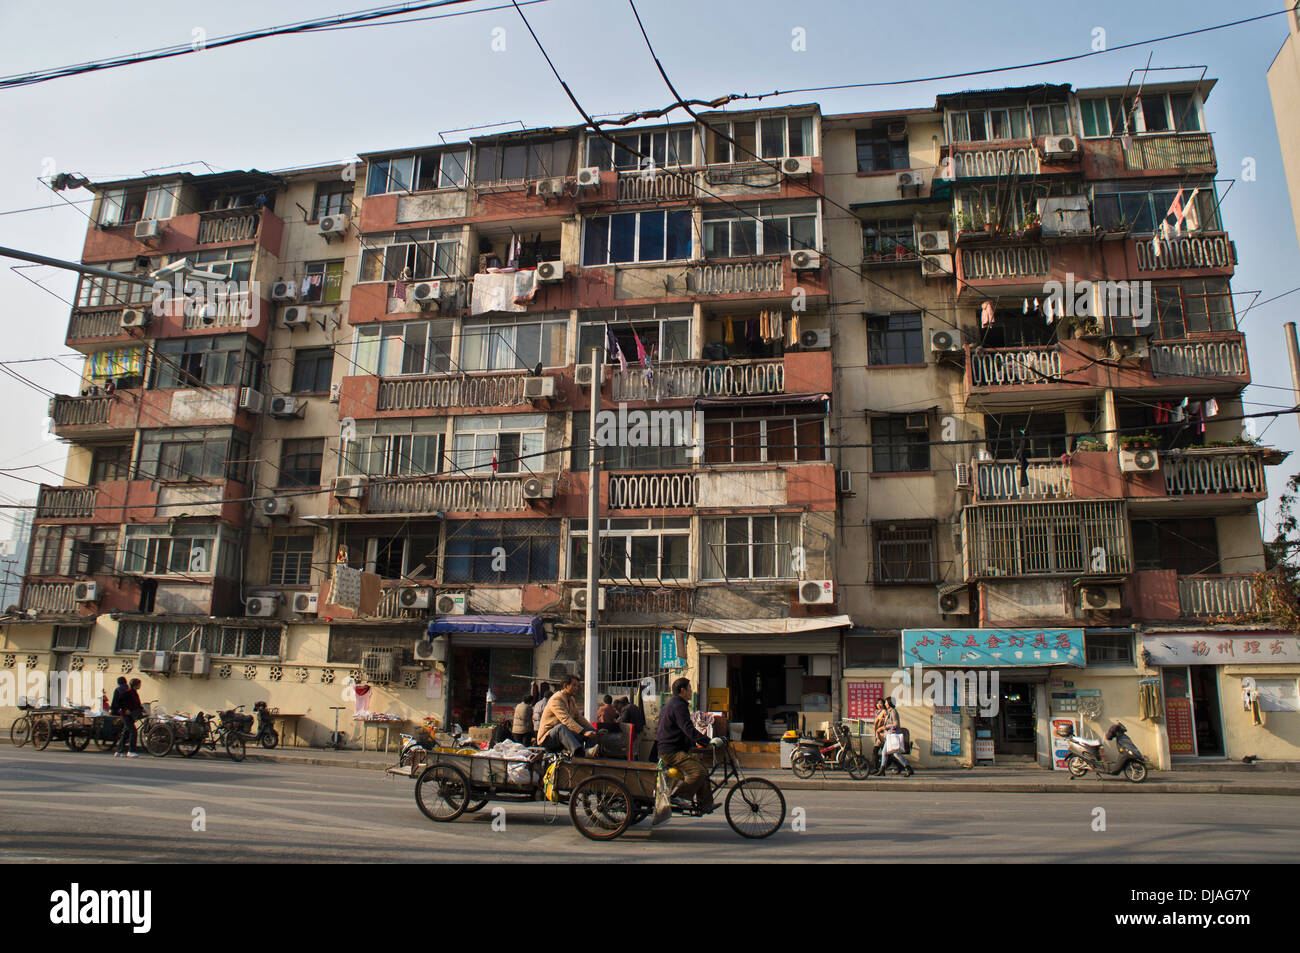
[536,675,598,756]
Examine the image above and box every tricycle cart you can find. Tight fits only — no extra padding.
[29,707,94,751]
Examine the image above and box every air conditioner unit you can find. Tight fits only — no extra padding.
[121,309,148,330]
[245,596,277,618]
[1079,584,1123,611]
[522,477,555,501]
[955,462,972,488]
[534,177,564,198]
[790,249,821,271]
[524,376,556,400]
[1043,136,1079,158]
[930,328,961,353]
[886,120,908,140]
[238,387,265,414]
[269,395,299,418]
[411,281,441,307]
[281,307,308,328]
[329,382,342,403]
[575,363,605,388]
[258,497,294,518]
[576,167,601,188]
[837,469,853,495]
[800,328,830,350]
[399,587,432,610]
[319,214,350,237]
[134,220,162,242]
[1119,448,1160,473]
[271,281,299,303]
[535,260,565,283]
[798,580,834,605]
[917,230,950,252]
[138,651,172,674]
[549,659,580,681]
[896,170,925,190]
[73,581,100,602]
[413,639,447,662]
[332,476,368,498]
[293,592,318,615]
[920,254,953,278]
[175,652,211,677]
[572,587,606,612]
[435,592,467,615]
[781,156,812,175]
[905,413,929,432]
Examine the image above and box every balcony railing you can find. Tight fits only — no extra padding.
[610,360,785,401]
[973,459,1073,501]
[962,499,1130,578]
[960,245,1050,280]
[1148,338,1247,379]
[21,582,76,614]
[36,486,97,519]
[366,475,527,514]
[49,395,113,428]
[181,290,254,330]
[949,143,1041,178]
[606,587,696,615]
[617,169,702,202]
[687,260,784,295]
[1162,449,1266,497]
[1122,133,1216,172]
[970,346,1062,386]
[608,473,698,509]
[197,208,259,244]
[67,310,129,340]
[376,373,529,412]
[1134,233,1234,272]
[1177,574,1259,619]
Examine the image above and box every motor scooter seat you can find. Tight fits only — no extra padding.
[1075,737,1102,747]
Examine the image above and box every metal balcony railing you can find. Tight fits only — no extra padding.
[21,582,76,613]
[376,374,530,412]
[1162,449,1266,497]
[969,346,1062,386]
[616,169,702,202]
[606,587,696,615]
[49,395,113,428]
[962,499,1130,578]
[610,360,785,401]
[949,143,1041,178]
[197,209,259,244]
[1148,338,1247,378]
[1134,233,1234,272]
[960,245,1050,280]
[180,290,253,330]
[608,473,698,509]
[687,260,784,295]
[1122,133,1215,172]
[366,476,527,514]
[973,459,1073,501]
[1177,574,1259,619]
[36,486,97,519]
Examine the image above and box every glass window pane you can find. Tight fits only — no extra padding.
[639,212,665,262]
[610,213,636,263]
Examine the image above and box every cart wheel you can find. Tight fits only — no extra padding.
[790,754,816,780]
[1124,761,1148,784]
[847,754,872,780]
[96,719,122,750]
[66,731,90,752]
[629,806,651,826]
[9,717,31,748]
[177,736,202,758]
[225,734,246,762]
[31,719,52,751]
[725,778,786,839]
[464,798,491,814]
[415,764,470,822]
[144,725,173,758]
[569,775,632,842]
[1066,755,1089,779]
[260,729,279,750]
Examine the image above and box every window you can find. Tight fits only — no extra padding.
[340,420,445,478]
[302,260,345,304]
[1131,518,1219,575]
[268,535,314,586]
[352,321,452,377]
[1091,181,1220,235]
[90,445,132,483]
[577,310,692,366]
[359,229,459,282]
[97,182,177,226]
[291,347,334,394]
[867,313,923,365]
[948,106,1028,142]
[568,518,690,582]
[704,115,814,163]
[855,127,909,172]
[1257,679,1300,713]
[52,625,92,651]
[703,403,827,464]
[871,415,929,473]
[1031,103,1072,136]
[122,525,221,576]
[338,524,440,580]
[136,428,251,482]
[460,314,569,371]
[474,136,576,184]
[278,438,324,488]
[311,181,353,221]
[701,515,801,580]
[983,412,1070,461]
[442,519,560,584]
[956,185,1060,234]
[1144,280,1235,339]
[572,421,692,471]
[1079,96,1136,138]
[587,127,695,171]
[1078,93,1199,137]
[30,525,114,577]
[74,260,157,308]
[152,335,261,390]
[874,522,936,583]
[845,633,900,668]
[114,621,280,658]
[862,218,916,259]
[703,201,818,259]
[366,148,470,195]
[87,346,145,385]
[192,247,253,282]
[1135,92,1203,135]
[1085,632,1134,665]
[451,414,548,475]
[582,210,693,265]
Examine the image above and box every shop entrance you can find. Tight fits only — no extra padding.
[733,655,787,741]
[1190,665,1224,757]
[448,645,532,729]
[995,681,1037,756]
[1162,666,1224,757]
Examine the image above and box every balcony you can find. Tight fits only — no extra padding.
[962,499,1130,579]
[66,310,135,347]
[365,475,528,515]
[1122,133,1216,174]
[610,360,785,402]
[946,141,1041,179]
[21,582,78,614]
[1132,232,1235,274]
[1161,447,1267,499]
[959,245,1051,282]
[376,373,529,412]
[609,473,698,510]
[1178,574,1259,620]
[49,394,114,429]
[687,259,785,296]
[969,346,1062,387]
[616,169,703,203]
[1148,336,1247,380]
[196,208,261,245]
[35,486,97,519]
[973,459,1073,501]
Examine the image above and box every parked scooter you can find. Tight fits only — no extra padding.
[1063,721,1148,782]
[789,722,873,780]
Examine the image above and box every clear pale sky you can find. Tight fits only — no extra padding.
[1,0,1297,540]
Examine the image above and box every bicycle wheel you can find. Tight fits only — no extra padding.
[415,764,470,822]
[66,731,90,752]
[847,754,872,780]
[225,734,246,762]
[177,734,202,758]
[725,778,786,839]
[9,716,30,748]
[31,719,52,751]
[259,729,279,750]
[568,776,632,842]
[143,725,173,758]
[790,753,816,780]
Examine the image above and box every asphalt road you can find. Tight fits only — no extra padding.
[1,747,1297,863]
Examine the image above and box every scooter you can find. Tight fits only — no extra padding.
[789,722,873,780]
[1064,721,1148,783]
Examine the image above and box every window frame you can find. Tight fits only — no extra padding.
[351,320,453,378]
[459,313,570,372]
[268,534,315,587]
[450,413,549,475]
[700,514,802,581]
[854,127,910,173]
[568,517,692,583]
[581,209,694,266]
[870,415,931,474]
[872,521,937,584]
[702,200,819,260]
[358,230,460,283]
[866,312,924,366]
[291,346,335,394]
[278,437,325,488]
[310,181,354,221]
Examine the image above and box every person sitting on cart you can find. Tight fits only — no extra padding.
[536,675,598,757]
[657,677,719,814]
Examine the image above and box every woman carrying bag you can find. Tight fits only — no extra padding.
[875,697,913,777]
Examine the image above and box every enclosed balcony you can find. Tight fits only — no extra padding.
[1122,133,1216,174]
[1178,573,1259,619]
[363,475,530,515]
[375,373,530,413]
[961,499,1130,579]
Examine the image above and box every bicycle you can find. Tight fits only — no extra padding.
[9,698,49,748]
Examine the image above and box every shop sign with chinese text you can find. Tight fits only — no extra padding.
[1142,634,1300,666]
[902,629,1084,667]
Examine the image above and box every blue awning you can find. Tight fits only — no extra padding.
[426,615,546,646]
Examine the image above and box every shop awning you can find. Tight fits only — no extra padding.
[901,628,1085,667]
[689,615,852,635]
[425,615,546,646]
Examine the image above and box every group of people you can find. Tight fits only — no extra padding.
[107,676,145,758]
[869,696,913,777]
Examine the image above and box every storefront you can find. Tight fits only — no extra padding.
[425,615,546,728]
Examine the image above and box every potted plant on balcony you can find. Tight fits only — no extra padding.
[1072,437,1107,453]
[956,211,975,236]
[1021,211,1042,240]
[1120,432,1158,450]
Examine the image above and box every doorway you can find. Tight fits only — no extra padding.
[732,655,788,741]
[1190,665,1224,757]
[996,681,1037,755]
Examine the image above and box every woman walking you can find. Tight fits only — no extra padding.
[874,697,913,777]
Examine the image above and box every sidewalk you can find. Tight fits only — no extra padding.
[239,745,1300,796]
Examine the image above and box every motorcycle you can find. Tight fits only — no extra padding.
[217,704,278,749]
[789,722,872,780]
[1063,721,1148,783]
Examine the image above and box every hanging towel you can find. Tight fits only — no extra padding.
[723,317,735,346]
[1204,397,1219,417]
[980,300,995,328]
[786,312,800,349]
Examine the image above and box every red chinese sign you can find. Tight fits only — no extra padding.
[1164,696,1195,755]
[847,681,885,719]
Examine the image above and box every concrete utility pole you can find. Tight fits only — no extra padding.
[1286,322,1300,410]
[584,347,604,721]
[0,245,161,288]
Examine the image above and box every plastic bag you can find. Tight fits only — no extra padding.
[542,762,559,803]
[884,730,904,755]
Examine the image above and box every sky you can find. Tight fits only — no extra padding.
[1,0,1298,542]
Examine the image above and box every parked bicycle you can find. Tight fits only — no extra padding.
[8,698,50,747]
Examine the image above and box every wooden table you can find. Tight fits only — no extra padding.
[354,717,406,753]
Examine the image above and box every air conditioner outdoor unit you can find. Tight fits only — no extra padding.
[920,254,953,278]
[572,587,606,612]
[258,497,294,518]
[781,156,812,175]
[917,230,950,252]
[175,652,211,677]
[332,476,368,498]
[576,167,602,188]
[534,177,564,197]
[790,248,821,271]
[930,328,961,353]
[271,281,299,303]
[319,214,350,237]
[535,260,565,283]
[411,281,441,306]
[269,395,299,417]
[954,462,972,488]
[1119,448,1160,473]
[938,586,971,615]
[245,596,277,618]
[905,413,929,432]
[73,581,100,602]
[413,639,447,662]
[282,307,308,328]
[1079,584,1123,610]
[523,477,554,500]
[329,382,342,403]
[435,592,467,615]
[399,587,432,610]
[134,220,162,242]
[1043,136,1079,158]
[800,328,830,350]
[293,592,318,615]
[798,580,834,605]
[138,651,172,674]
[896,170,925,190]
[575,363,605,388]
[238,387,265,414]
[837,469,853,495]
[549,659,579,681]
[121,309,148,330]
[524,376,556,400]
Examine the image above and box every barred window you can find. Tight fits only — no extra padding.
[442,519,560,584]
[269,535,314,587]
[871,415,930,473]
[114,621,280,658]
[599,628,661,686]
[874,523,936,584]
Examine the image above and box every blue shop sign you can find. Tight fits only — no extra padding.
[660,631,685,669]
[901,629,1085,667]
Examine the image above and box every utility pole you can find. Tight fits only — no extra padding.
[0,245,162,288]
[1286,322,1300,410]
[583,347,603,721]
